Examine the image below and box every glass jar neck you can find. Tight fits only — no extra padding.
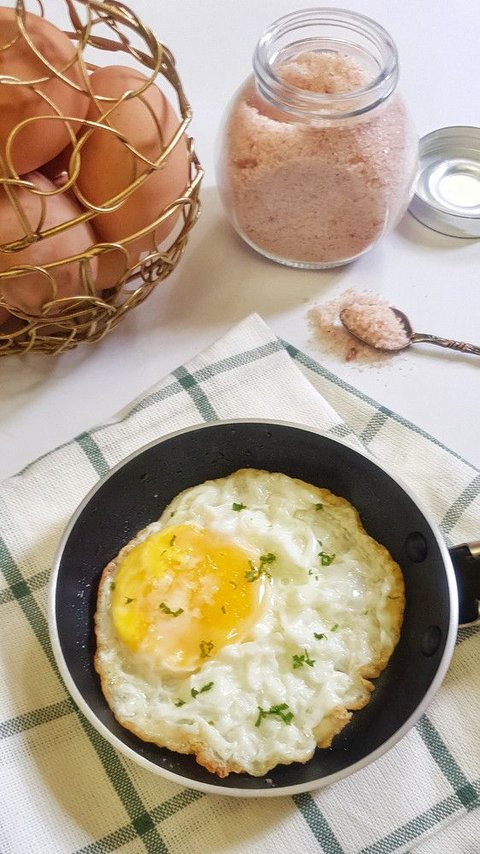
[252,8,399,120]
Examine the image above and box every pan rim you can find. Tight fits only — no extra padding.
[48,418,459,797]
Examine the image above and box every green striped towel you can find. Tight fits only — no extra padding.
[0,313,478,854]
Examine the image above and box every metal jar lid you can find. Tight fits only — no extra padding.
[408,126,480,238]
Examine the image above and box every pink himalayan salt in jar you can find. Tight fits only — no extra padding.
[216,9,419,269]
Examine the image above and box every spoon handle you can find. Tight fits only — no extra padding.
[411,333,480,356]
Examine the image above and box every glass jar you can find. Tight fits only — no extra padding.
[216,9,419,269]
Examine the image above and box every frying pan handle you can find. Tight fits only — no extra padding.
[449,541,480,625]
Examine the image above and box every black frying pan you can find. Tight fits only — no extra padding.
[48,421,480,796]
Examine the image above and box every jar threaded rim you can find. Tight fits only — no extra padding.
[253,8,399,118]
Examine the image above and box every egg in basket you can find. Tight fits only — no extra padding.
[0,0,203,354]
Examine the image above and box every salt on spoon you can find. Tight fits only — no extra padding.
[339,302,480,356]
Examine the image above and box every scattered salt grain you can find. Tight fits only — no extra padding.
[308,289,409,366]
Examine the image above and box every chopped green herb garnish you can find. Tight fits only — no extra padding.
[191,682,214,699]
[319,550,335,566]
[170,511,176,517]
[245,561,262,582]
[331,623,339,632]
[169,534,176,547]
[314,632,326,640]
[199,640,214,659]
[110,581,116,591]
[245,553,276,582]
[232,502,247,512]
[208,721,215,726]
[255,703,294,727]
[314,503,323,510]
[174,698,185,707]
[221,605,227,614]
[159,602,184,617]
[125,597,135,604]
[292,649,316,669]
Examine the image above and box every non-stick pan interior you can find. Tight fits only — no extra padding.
[54,422,454,791]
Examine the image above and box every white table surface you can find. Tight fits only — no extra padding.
[1,0,479,481]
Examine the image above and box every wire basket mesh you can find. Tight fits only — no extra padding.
[0,0,203,355]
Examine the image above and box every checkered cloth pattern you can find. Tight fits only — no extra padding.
[0,314,478,854]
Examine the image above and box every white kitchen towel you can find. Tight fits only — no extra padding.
[0,313,478,854]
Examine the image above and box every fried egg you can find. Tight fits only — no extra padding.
[94,469,405,778]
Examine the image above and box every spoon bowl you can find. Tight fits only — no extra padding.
[391,308,414,348]
[340,304,480,356]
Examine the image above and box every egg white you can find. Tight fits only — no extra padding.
[94,468,404,777]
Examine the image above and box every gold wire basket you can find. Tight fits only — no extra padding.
[0,0,203,355]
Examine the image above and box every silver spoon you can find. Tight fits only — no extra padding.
[340,305,480,355]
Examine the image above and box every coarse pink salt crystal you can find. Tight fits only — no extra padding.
[276,51,367,95]
[308,289,408,365]
[340,303,410,351]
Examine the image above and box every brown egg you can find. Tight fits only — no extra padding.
[75,65,190,289]
[0,172,97,316]
[0,8,89,175]
[40,145,72,184]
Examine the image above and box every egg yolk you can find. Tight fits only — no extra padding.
[111,524,267,673]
